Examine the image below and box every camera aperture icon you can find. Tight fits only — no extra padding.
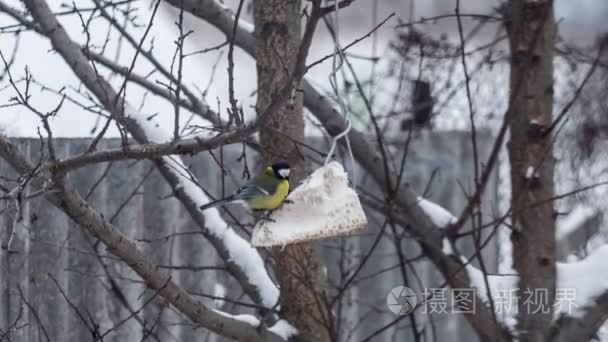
[387,286,418,315]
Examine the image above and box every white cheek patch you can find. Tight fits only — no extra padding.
[279,169,290,178]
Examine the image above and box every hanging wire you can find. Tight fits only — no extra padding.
[325,0,358,189]
[324,119,351,164]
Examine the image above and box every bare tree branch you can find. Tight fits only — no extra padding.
[52,130,256,173]
[19,0,278,317]
[0,134,282,342]
[164,0,509,338]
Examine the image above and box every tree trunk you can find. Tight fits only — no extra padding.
[253,0,332,340]
[505,1,556,340]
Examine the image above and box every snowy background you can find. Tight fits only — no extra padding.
[2,0,608,341]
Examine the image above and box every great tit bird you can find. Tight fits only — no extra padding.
[199,162,291,212]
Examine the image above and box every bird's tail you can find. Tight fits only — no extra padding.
[199,196,235,211]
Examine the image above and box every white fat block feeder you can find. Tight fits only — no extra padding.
[251,161,367,247]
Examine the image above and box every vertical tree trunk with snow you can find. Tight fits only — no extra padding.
[505,1,556,340]
[253,0,332,340]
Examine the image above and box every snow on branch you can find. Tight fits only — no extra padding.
[556,204,598,242]
[557,245,608,318]
[127,109,279,308]
[23,0,278,310]
[462,245,608,329]
[251,161,367,247]
[417,197,457,228]
[0,135,277,342]
[215,311,298,340]
[268,320,299,340]
[556,204,600,260]
[455,233,608,331]
[464,261,519,331]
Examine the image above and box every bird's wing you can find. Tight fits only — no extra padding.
[253,174,282,195]
[233,184,269,200]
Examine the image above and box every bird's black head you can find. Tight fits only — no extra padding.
[271,162,291,180]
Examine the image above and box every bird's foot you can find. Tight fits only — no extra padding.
[259,216,276,223]
[253,211,275,223]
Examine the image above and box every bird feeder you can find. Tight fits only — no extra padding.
[251,161,367,247]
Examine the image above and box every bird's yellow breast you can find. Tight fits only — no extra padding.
[246,179,290,210]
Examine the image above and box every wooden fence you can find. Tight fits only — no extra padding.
[0,132,497,341]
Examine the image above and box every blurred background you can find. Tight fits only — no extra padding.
[2,1,608,341]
